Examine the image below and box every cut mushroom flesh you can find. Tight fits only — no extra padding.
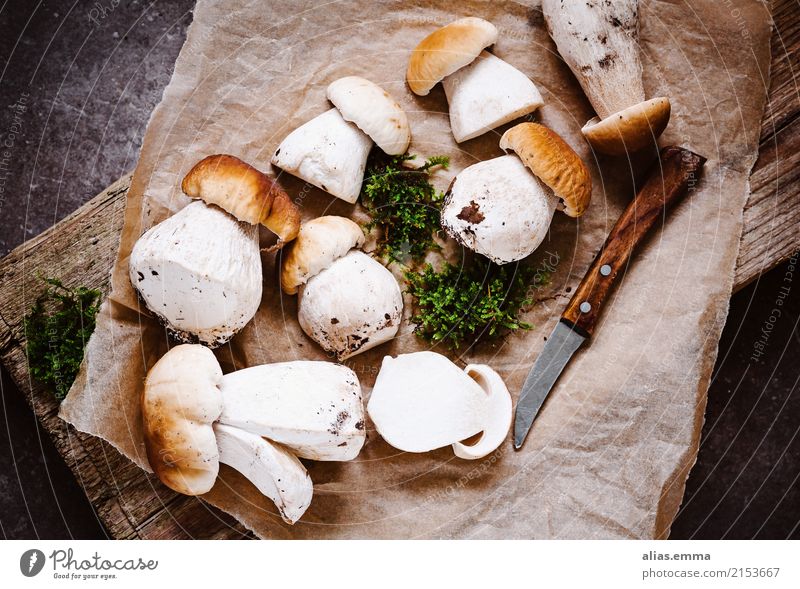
[368,351,493,454]
[441,155,557,265]
[129,201,262,348]
[443,51,543,143]
[297,250,403,360]
[218,361,366,461]
[271,108,372,204]
[452,364,513,460]
[214,423,313,524]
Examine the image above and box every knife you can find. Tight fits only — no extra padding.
[513,146,707,450]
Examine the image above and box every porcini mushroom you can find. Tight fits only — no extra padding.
[407,17,543,143]
[441,122,591,264]
[271,77,411,203]
[280,216,403,360]
[218,360,365,461]
[367,351,512,459]
[130,154,301,347]
[541,0,670,155]
[142,344,365,524]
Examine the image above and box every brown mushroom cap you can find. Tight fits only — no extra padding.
[142,344,223,496]
[581,97,671,156]
[182,154,300,242]
[280,216,365,295]
[499,122,592,218]
[406,17,498,96]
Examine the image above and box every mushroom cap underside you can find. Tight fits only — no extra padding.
[581,97,671,155]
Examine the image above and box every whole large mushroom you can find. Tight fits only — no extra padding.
[441,122,591,264]
[129,154,300,347]
[407,17,544,143]
[271,76,411,203]
[280,216,403,360]
[367,351,512,459]
[542,0,670,155]
[142,344,366,524]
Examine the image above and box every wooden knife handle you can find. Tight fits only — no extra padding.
[561,146,706,337]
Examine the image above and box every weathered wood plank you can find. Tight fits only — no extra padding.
[1,2,797,539]
[734,0,800,288]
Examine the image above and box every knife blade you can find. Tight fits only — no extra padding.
[513,146,707,450]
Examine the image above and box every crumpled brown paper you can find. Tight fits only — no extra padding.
[60,0,772,538]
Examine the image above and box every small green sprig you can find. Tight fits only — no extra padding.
[361,151,449,265]
[405,258,549,350]
[24,278,102,400]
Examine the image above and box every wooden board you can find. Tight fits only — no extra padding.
[1,2,798,539]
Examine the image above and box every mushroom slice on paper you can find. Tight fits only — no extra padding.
[367,352,488,453]
[452,364,513,460]
[441,155,557,265]
[214,423,313,525]
[271,108,372,204]
[280,216,402,360]
[443,51,543,143]
[218,361,365,461]
[327,76,411,155]
[129,201,262,347]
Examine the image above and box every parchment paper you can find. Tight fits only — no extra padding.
[60,0,772,539]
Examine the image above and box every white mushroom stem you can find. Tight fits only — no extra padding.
[443,51,544,143]
[367,352,489,454]
[452,365,512,460]
[542,0,643,119]
[271,108,372,204]
[214,424,313,525]
[129,201,262,348]
[218,361,365,461]
[297,250,402,360]
[441,155,557,265]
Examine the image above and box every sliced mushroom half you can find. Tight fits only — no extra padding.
[367,351,512,459]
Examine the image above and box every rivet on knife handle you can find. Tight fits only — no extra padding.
[561,146,707,337]
[514,146,706,450]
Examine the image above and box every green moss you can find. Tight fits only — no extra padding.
[24,278,102,400]
[405,258,549,350]
[361,151,449,265]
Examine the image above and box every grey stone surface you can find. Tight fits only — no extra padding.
[0,0,797,539]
